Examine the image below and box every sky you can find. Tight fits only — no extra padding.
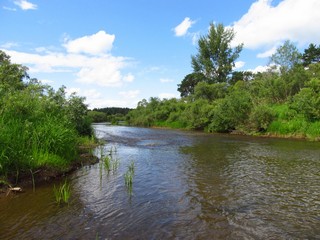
[1,0,320,109]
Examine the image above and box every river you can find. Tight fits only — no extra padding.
[1,124,320,239]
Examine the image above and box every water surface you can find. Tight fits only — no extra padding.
[1,124,320,239]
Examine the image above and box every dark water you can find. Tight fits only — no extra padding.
[1,124,320,239]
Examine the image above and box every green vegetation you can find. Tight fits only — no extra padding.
[127,23,320,140]
[124,161,135,188]
[0,50,93,182]
[53,180,71,205]
[88,107,131,124]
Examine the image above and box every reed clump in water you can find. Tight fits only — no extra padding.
[124,161,135,188]
[53,180,71,205]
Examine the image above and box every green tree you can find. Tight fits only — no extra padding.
[194,82,228,102]
[191,23,243,83]
[177,72,207,97]
[269,40,301,73]
[0,50,28,91]
[302,43,320,67]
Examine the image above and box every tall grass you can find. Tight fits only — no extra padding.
[124,161,135,188]
[53,180,71,205]
[99,146,120,172]
[0,89,79,179]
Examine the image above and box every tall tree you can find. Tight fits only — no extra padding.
[177,72,207,97]
[191,23,243,83]
[269,40,301,73]
[0,50,28,91]
[302,43,320,67]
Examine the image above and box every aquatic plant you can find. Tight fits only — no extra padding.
[53,180,71,205]
[103,155,111,171]
[124,161,135,188]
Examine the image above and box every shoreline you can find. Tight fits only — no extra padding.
[149,124,320,142]
[0,150,99,197]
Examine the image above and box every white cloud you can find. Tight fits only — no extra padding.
[160,78,174,83]
[174,17,195,37]
[2,31,132,87]
[3,6,17,11]
[248,65,270,73]
[14,0,37,10]
[159,93,178,99]
[63,31,115,55]
[234,61,245,70]
[257,46,277,58]
[119,90,140,99]
[0,42,18,49]
[123,73,135,82]
[232,0,320,49]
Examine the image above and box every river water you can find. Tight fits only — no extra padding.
[1,124,320,239]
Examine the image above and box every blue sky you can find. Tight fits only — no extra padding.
[1,0,319,109]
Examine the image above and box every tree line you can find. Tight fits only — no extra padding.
[89,107,132,123]
[127,23,320,140]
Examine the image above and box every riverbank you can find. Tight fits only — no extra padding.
[0,143,99,197]
[147,122,320,142]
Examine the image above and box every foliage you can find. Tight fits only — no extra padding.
[128,46,320,140]
[302,43,320,67]
[270,40,301,73]
[177,72,207,97]
[0,50,92,178]
[191,23,243,83]
[194,82,228,102]
[88,110,108,123]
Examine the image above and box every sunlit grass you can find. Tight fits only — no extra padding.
[53,180,71,205]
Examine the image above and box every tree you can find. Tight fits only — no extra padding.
[194,82,228,102]
[0,50,28,91]
[302,43,320,67]
[177,72,207,97]
[191,23,243,83]
[229,71,253,85]
[269,40,301,73]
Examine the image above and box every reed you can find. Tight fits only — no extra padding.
[124,161,135,187]
[53,180,71,205]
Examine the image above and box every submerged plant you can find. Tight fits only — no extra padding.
[99,145,120,173]
[124,170,133,187]
[124,160,135,188]
[103,155,111,171]
[53,180,71,205]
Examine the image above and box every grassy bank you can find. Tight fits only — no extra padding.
[127,63,320,141]
[0,50,95,186]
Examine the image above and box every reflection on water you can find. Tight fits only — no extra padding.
[1,124,320,239]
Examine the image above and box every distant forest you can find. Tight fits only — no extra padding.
[92,107,132,115]
[89,107,132,123]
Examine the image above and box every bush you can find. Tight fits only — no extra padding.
[249,105,275,132]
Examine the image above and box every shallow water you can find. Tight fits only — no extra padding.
[1,124,320,239]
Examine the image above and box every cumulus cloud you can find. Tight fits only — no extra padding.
[14,0,37,10]
[2,31,133,87]
[64,87,133,109]
[63,31,115,55]
[248,65,271,73]
[232,0,320,49]
[234,61,245,70]
[174,17,195,37]
[123,73,135,82]
[257,46,277,58]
